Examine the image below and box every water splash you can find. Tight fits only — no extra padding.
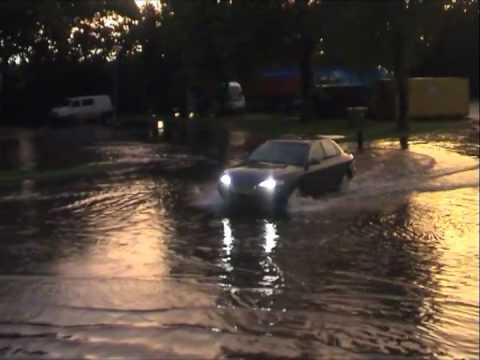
[190,144,478,218]
[289,150,478,215]
[190,183,224,211]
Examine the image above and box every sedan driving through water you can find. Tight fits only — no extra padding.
[218,137,355,209]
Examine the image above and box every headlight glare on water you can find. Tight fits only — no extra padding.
[220,174,232,187]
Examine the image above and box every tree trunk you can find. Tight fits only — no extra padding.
[300,32,315,123]
[297,0,315,123]
[395,71,409,131]
[393,28,410,131]
[392,0,421,132]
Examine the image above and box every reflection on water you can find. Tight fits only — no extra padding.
[17,131,36,171]
[264,221,279,254]
[222,218,234,257]
[0,129,478,359]
[222,218,234,275]
[55,179,172,279]
[414,189,479,358]
[0,126,157,173]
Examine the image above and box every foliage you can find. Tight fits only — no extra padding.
[0,0,477,124]
[317,0,478,128]
[0,0,139,65]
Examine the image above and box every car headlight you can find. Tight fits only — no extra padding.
[258,177,282,191]
[220,174,232,187]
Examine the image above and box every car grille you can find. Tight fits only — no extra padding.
[233,174,258,193]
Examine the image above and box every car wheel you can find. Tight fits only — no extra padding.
[274,185,299,211]
[337,173,351,192]
[347,162,355,179]
[297,180,311,198]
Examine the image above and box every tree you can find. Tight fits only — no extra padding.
[136,0,294,113]
[0,0,139,65]
[290,0,322,122]
[0,0,139,122]
[320,0,476,130]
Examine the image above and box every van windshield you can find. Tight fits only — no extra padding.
[229,86,243,99]
[58,99,71,107]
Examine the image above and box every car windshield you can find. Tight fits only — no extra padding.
[248,141,309,166]
[229,85,243,99]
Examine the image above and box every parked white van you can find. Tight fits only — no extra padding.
[50,95,114,122]
[225,81,246,112]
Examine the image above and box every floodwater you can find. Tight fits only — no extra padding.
[0,125,478,359]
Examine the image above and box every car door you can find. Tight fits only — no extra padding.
[81,98,95,120]
[300,141,328,196]
[320,139,344,187]
[70,100,81,119]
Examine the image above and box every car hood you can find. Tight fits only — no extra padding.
[227,162,302,187]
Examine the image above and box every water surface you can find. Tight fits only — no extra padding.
[0,127,478,359]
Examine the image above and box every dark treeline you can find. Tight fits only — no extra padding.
[0,0,478,126]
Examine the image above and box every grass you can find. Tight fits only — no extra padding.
[222,112,471,141]
[114,111,472,142]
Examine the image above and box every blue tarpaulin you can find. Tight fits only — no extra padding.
[261,66,389,88]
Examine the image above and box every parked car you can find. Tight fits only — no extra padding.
[224,81,246,112]
[218,137,355,209]
[212,81,246,115]
[49,95,114,123]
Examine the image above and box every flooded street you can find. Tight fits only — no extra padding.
[0,126,478,359]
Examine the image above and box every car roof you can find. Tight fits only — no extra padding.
[269,137,338,145]
[228,81,242,88]
[67,95,109,101]
[268,139,313,146]
[278,133,346,141]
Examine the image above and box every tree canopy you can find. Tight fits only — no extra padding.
[0,0,477,122]
[0,0,139,65]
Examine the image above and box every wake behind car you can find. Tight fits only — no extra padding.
[218,137,355,209]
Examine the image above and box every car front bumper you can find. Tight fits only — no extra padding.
[218,183,289,208]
